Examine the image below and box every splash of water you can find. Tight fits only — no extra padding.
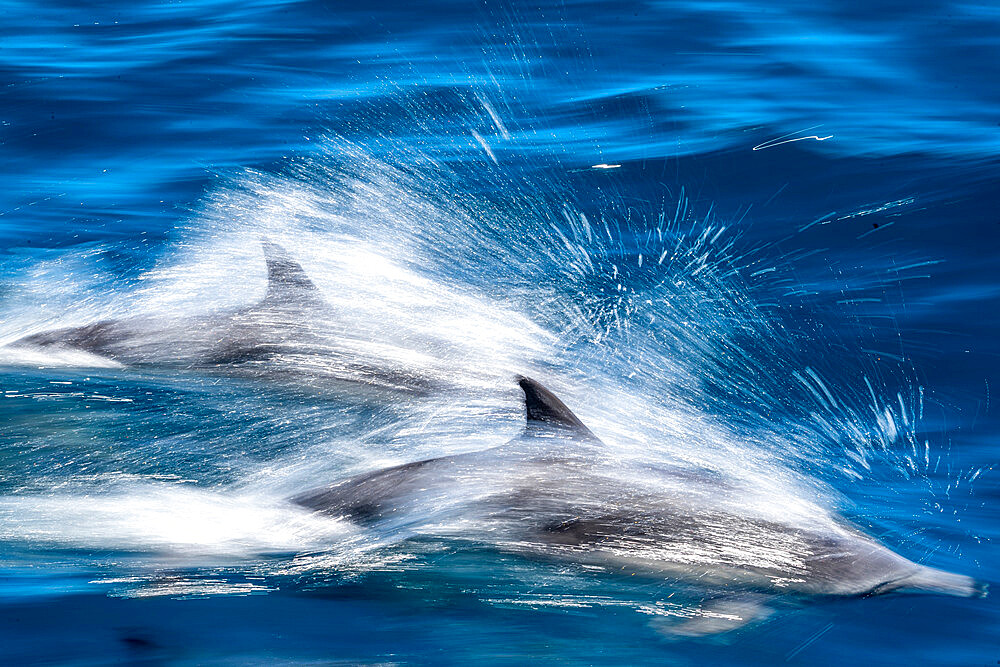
[0,130,969,602]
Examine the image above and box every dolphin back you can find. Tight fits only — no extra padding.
[6,241,327,359]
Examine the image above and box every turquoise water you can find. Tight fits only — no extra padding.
[1,1,998,664]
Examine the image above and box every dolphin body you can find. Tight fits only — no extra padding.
[293,376,985,635]
[4,242,432,392]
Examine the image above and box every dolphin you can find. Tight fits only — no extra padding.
[293,376,985,635]
[3,241,432,392]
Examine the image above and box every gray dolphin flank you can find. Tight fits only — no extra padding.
[5,241,433,392]
[293,376,985,635]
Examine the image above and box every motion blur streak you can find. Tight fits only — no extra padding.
[0,0,997,664]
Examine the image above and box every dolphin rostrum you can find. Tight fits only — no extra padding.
[4,241,432,392]
[293,376,985,635]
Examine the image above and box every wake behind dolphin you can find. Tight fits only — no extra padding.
[293,376,985,636]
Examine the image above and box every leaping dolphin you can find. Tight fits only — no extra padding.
[293,376,985,636]
[3,241,433,392]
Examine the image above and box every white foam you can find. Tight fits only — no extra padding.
[0,485,354,556]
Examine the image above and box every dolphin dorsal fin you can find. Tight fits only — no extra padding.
[260,239,324,307]
[518,376,598,441]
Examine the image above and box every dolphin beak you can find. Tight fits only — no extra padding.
[888,566,987,598]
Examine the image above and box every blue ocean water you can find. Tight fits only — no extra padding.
[1,1,998,664]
